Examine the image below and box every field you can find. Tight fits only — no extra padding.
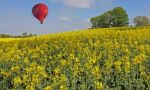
[0,27,150,90]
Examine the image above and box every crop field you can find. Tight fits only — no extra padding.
[0,27,150,90]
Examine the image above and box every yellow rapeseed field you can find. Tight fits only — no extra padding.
[0,27,150,90]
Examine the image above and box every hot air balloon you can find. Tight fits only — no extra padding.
[32,3,48,24]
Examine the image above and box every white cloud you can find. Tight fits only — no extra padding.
[50,0,113,9]
[60,16,71,22]
[50,0,94,8]
[62,0,93,8]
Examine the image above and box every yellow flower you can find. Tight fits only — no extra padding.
[89,57,97,64]
[75,58,80,63]
[26,85,35,90]
[60,59,67,66]
[32,75,39,84]
[24,57,29,64]
[60,85,67,90]
[95,82,103,90]
[139,65,146,76]
[54,67,60,74]
[25,67,32,74]
[30,62,37,67]
[69,53,74,59]
[114,61,122,72]
[12,76,22,87]
[134,41,138,45]
[124,61,130,73]
[124,48,130,55]
[42,72,48,78]
[60,74,67,82]
[92,66,100,77]
[114,61,122,66]
[36,65,44,72]
[85,63,92,69]
[1,70,11,77]
[44,85,52,90]
[133,54,146,65]
[11,66,20,72]
[22,74,28,83]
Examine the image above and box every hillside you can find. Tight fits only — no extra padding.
[0,27,150,90]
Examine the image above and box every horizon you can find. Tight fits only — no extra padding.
[0,0,150,35]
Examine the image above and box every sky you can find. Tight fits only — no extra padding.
[0,0,150,35]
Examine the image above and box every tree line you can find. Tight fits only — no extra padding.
[90,7,150,28]
[0,32,37,38]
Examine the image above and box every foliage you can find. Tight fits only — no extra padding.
[0,34,13,38]
[91,7,129,28]
[91,11,112,28]
[0,33,37,38]
[0,27,150,90]
[133,16,150,26]
[111,7,129,27]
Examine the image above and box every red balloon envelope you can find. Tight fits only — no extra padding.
[32,3,48,24]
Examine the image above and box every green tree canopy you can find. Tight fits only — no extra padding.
[111,7,129,27]
[133,16,150,26]
[90,7,129,28]
[0,33,37,38]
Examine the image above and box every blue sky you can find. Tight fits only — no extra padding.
[0,0,150,35]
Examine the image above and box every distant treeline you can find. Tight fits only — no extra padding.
[90,7,150,28]
[0,32,37,38]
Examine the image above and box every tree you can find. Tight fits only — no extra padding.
[133,16,150,26]
[0,33,37,38]
[91,10,112,28]
[91,16,100,28]
[28,33,33,37]
[22,32,28,37]
[90,7,129,28]
[0,34,13,38]
[111,7,129,27]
